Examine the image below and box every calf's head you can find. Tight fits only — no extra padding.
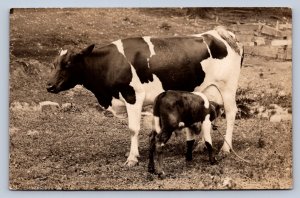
[46,44,95,93]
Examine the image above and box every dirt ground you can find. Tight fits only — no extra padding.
[9,8,292,190]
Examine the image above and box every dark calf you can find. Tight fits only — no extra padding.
[148,90,221,178]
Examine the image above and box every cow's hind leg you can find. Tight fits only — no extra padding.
[219,89,238,154]
[124,92,145,167]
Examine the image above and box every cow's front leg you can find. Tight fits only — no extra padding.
[220,90,238,154]
[124,92,145,167]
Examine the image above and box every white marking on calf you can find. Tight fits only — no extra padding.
[112,39,126,56]
[60,49,68,56]
[143,36,156,57]
[178,122,185,128]
[192,92,209,109]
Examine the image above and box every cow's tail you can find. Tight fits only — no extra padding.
[214,26,243,57]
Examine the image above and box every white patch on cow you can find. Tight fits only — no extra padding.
[194,32,241,153]
[60,49,68,56]
[112,39,126,56]
[142,74,164,105]
[143,36,156,57]
[153,116,161,134]
[202,114,212,145]
[192,92,209,109]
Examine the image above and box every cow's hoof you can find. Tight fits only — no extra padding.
[220,143,231,153]
[124,159,139,167]
[217,149,230,161]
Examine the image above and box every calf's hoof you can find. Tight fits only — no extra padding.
[158,171,166,180]
[186,155,193,162]
[210,157,218,165]
[148,165,155,174]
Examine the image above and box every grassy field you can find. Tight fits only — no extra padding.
[9,8,292,190]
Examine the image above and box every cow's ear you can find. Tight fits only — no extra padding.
[80,44,95,56]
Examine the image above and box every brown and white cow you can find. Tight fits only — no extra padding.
[46,26,243,167]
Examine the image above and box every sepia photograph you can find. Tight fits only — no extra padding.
[9,8,292,190]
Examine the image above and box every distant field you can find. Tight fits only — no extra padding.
[9,8,292,190]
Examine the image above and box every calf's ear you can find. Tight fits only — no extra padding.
[80,44,95,56]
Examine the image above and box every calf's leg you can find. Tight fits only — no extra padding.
[185,127,195,161]
[155,129,172,178]
[148,130,156,174]
[202,114,217,164]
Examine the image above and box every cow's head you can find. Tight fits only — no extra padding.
[46,44,95,93]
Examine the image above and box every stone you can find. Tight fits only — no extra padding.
[223,177,235,189]
[278,90,286,97]
[27,130,39,136]
[281,114,292,121]
[278,23,292,30]
[10,101,38,111]
[39,101,60,111]
[253,37,265,46]
[270,114,282,122]
[62,103,72,111]
[258,106,266,113]
[271,39,292,46]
